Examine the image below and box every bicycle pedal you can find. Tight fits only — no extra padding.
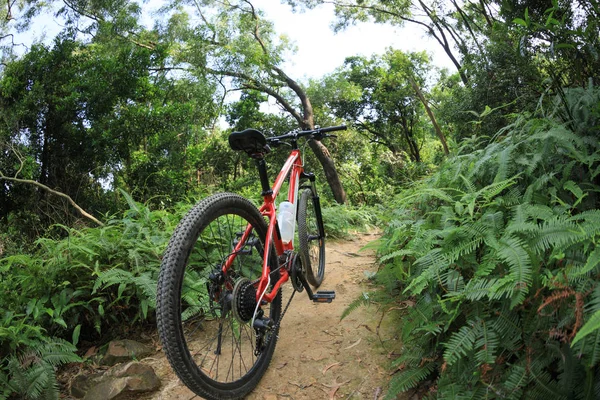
[312,291,335,303]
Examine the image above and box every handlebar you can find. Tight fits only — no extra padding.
[266,125,347,145]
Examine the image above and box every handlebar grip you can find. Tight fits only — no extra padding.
[319,125,347,134]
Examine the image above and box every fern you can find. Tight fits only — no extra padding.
[6,338,80,400]
[474,320,499,364]
[572,246,600,277]
[572,309,600,346]
[444,322,479,365]
[386,363,435,399]
[531,217,583,254]
[496,236,533,307]
[452,278,499,301]
[340,292,372,320]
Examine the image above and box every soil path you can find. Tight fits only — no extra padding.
[144,233,399,400]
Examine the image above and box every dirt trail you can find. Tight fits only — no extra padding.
[144,233,400,400]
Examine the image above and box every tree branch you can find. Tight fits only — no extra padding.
[205,66,305,124]
[62,0,156,50]
[0,173,104,226]
[324,0,468,84]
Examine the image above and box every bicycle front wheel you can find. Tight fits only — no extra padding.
[297,188,326,287]
[156,193,281,400]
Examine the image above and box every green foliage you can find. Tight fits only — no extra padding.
[321,204,381,239]
[5,338,81,400]
[313,50,435,162]
[0,192,185,398]
[371,87,600,398]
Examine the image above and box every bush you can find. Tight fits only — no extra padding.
[375,87,600,398]
[0,191,187,398]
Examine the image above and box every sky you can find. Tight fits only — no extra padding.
[14,0,456,80]
[250,1,456,79]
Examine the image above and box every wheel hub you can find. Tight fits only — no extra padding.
[232,278,257,323]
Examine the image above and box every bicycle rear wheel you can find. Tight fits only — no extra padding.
[156,193,281,400]
[297,188,326,287]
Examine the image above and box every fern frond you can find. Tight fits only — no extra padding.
[474,321,499,364]
[531,217,582,254]
[441,270,464,293]
[572,246,600,277]
[404,248,450,295]
[23,364,53,399]
[496,236,532,306]
[478,176,519,202]
[529,126,585,161]
[489,276,516,301]
[444,322,480,365]
[456,278,499,301]
[527,369,568,400]
[503,363,528,394]
[380,248,415,262]
[391,345,430,368]
[36,338,81,366]
[93,268,134,293]
[494,146,514,182]
[340,292,372,320]
[572,309,600,347]
[386,363,435,398]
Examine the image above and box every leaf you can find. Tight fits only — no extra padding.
[54,317,68,329]
[444,323,477,365]
[321,378,350,400]
[480,105,493,118]
[513,18,528,27]
[322,362,341,374]
[72,325,81,346]
[563,180,586,207]
[386,363,435,398]
[119,189,140,214]
[572,309,600,346]
[344,338,361,349]
[573,246,600,277]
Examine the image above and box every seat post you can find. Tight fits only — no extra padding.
[256,159,273,197]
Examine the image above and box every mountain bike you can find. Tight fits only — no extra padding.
[156,125,347,399]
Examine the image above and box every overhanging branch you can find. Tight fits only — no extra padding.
[0,173,104,226]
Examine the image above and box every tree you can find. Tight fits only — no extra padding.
[157,0,347,203]
[287,0,476,85]
[0,29,220,233]
[312,50,440,163]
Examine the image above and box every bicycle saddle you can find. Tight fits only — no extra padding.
[228,129,270,158]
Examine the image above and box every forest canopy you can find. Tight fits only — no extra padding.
[1,0,599,398]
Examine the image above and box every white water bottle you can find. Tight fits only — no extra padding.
[278,201,296,244]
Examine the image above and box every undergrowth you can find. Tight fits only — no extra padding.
[0,191,189,398]
[365,85,600,398]
[0,190,374,398]
[322,204,382,239]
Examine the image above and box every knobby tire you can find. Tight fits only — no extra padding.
[156,193,281,400]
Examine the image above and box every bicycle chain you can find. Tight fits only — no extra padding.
[256,287,296,356]
[253,255,296,355]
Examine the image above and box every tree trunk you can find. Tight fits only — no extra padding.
[307,139,347,204]
[409,77,449,155]
[297,88,347,204]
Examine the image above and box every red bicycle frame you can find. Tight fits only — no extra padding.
[222,149,304,304]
